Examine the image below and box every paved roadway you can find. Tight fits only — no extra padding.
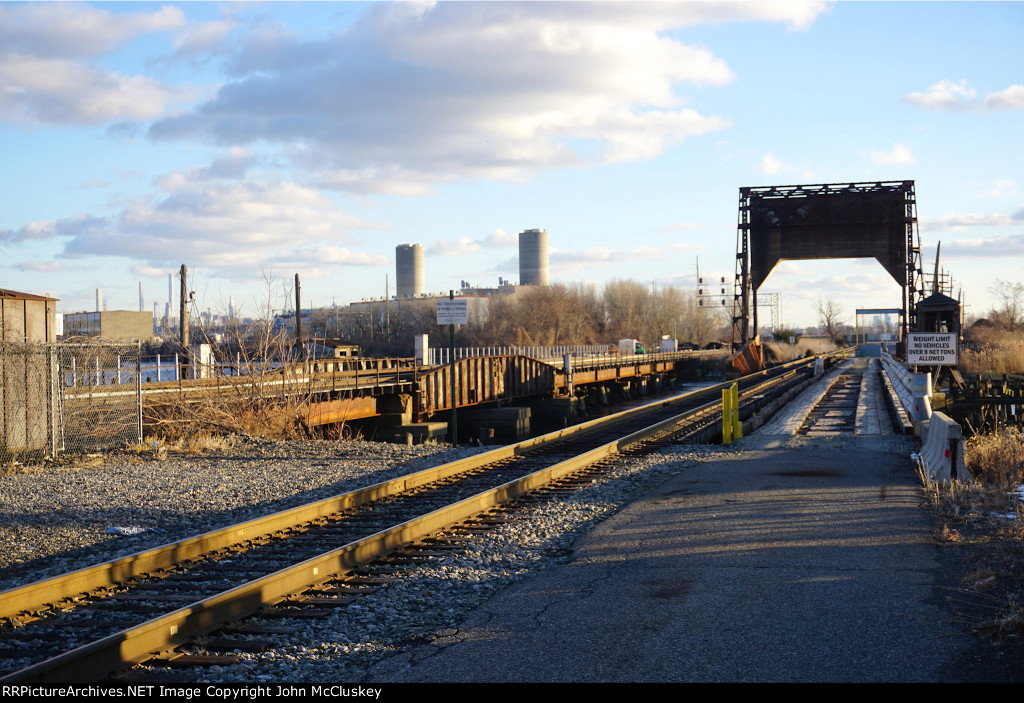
[369,358,1022,682]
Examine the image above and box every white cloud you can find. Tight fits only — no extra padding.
[921,212,1017,230]
[17,261,64,272]
[985,85,1024,111]
[936,233,1024,259]
[980,180,1018,199]
[430,237,484,257]
[0,4,186,59]
[550,245,664,274]
[275,246,389,268]
[429,228,519,257]
[905,80,1024,112]
[905,79,975,110]
[146,2,832,191]
[156,149,259,190]
[130,264,169,278]
[0,53,194,125]
[5,173,388,281]
[0,4,227,126]
[483,229,518,248]
[866,143,914,166]
[761,153,783,174]
[171,19,239,59]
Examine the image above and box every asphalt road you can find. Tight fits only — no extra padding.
[369,433,1023,682]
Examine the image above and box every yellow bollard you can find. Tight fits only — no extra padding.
[732,381,742,440]
[722,387,733,445]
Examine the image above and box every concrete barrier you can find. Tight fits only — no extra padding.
[880,351,914,411]
[915,411,969,483]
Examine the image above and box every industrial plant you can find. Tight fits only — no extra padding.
[345,229,551,326]
[50,228,554,349]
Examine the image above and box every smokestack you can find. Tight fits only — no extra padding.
[96,288,103,313]
[139,282,144,312]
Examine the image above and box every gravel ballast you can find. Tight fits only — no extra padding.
[0,435,726,682]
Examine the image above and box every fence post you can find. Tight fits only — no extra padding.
[136,341,143,444]
[49,345,58,457]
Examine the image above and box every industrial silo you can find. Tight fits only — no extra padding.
[519,229,549,286]
[396,243,425,298]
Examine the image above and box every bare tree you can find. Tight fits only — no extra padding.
[989,278,1024,332]
[814,298,846,343]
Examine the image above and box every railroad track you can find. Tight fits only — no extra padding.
[797,363,866,436]
[0,356,828,683]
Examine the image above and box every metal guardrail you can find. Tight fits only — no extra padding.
[78,355,418,386]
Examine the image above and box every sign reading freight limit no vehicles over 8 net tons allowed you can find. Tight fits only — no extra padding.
[436,298,468,325]
[907,333,958,366]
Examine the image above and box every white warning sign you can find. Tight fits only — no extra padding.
[436,298,468,325]
[906,333,958,366]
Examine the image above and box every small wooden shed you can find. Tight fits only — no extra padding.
[1,288,58,343]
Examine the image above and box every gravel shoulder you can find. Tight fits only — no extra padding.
[0,438,486,592]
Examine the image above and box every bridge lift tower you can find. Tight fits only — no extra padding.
[732,181,926,359]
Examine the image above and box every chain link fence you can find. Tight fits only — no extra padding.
[1,340,142,461]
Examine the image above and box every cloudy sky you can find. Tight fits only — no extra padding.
[1,1,1021,328]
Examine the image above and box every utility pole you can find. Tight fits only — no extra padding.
[294,273,302,347]
[448,290,457,445]
[179,264,189,348]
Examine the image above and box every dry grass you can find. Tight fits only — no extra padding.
[144,355,328,443]
[923,426,1024,640]
[164,432,237,455]
[966,428,1024,491]
[960,327,1024,375]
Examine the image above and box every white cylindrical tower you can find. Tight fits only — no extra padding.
[396,244,425,298]
[519,229,549,286]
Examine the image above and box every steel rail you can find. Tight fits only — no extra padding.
[2,374,748,683]
[0,373,752,623]
[2,356,824,682]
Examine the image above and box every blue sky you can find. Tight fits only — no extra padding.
[1,1,1021,329]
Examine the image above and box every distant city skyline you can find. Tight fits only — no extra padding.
[1,2,1021,327]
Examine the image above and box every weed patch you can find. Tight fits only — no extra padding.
[923,425,1024,642]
